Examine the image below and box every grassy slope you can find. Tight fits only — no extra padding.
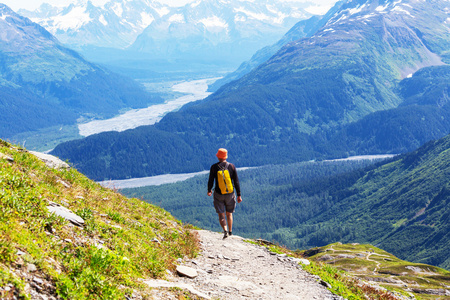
[300,243,450,299]
[0,139,198,299]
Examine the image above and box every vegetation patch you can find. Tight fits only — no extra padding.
[0,140,199,299]
[300,243,450,299]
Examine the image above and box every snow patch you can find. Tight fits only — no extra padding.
[0,14,10,20]
[51,6,92,31]
[304,5,331,15]
[140,12,154,28]
[329,14,348,26]
[360,13,376,20]
[190,0,202,8]
[407,73,413,78]
[375,4,389,12]
[98,14,108,26]
[154,6,170,17]
[198,16,228,30]
[234,7,271,22]
[348,4,366,15]
[392,6,413,17]
[234,15,247,22]
[169,14,185,23]
[112,3,123,18]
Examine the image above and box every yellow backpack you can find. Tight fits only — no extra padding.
[218,162,234,194]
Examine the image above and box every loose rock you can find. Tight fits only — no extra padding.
[47,202,84,226]
[176,266,198,278]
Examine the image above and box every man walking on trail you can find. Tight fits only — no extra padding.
[208,148,243,239]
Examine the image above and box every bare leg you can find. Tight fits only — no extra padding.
[218,213,228,232]
[226,212,233,233]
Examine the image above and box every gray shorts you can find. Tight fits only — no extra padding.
[213,192,236,214]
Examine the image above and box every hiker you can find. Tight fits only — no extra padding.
[207,148,243,239]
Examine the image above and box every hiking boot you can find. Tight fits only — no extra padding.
[228,231,233,237]
[223,231,229,239]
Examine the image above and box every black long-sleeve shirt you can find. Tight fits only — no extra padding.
[208,161,241,196]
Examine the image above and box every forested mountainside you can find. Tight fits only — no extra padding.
[123,133,450,270]
[0,4,162,138]
[52,0,450,181]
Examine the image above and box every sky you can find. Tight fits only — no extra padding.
[2,0,337,14]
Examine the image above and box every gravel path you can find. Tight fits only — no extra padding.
[146,230,342,300]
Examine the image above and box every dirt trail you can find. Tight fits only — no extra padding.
[146,230,342,300]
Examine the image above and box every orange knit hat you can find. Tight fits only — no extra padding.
[216,148,228,160]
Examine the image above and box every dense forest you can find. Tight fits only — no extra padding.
[123,134,450,270]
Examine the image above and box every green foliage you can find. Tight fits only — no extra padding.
[0,140,199,298]
[123,134,450,271]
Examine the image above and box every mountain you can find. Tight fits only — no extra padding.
[20,0,316,67]
[18,0,168,49]
[129,0,312,63]
[0,4,162,138]
[293,133,450,270]
[208,0,346,91]
[123,133,450,271]
[51,0,450,180]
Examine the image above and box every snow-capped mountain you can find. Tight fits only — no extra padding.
[0,3,161,138]
[130,0,312,61]
[19,0,315,61]
[19,0,169,49]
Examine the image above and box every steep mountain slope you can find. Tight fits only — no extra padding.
[0,4,161,138]
[0,139,198,299]
[292,133,450,270]
[209,0,346,91]
[52,0,450,180]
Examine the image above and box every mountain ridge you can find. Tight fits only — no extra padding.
[20,0,318,65]
[0,3,162,139]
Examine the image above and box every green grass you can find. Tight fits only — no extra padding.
[0,139,199,299]
[301,243,450,299]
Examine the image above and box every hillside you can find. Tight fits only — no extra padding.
[0,139,198,299]
[1,139,421,300]
[51,0,450,181]
[0,4,162,140]
[123,133,450,272]
[301,243,450,298]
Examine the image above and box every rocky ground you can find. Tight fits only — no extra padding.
[145,230,343,300]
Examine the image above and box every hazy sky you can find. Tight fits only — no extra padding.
[2,0,337,14]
